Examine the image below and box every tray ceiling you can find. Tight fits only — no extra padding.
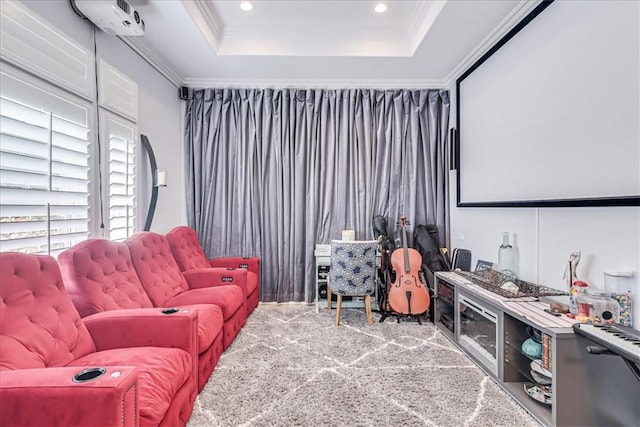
[125,0,539,87]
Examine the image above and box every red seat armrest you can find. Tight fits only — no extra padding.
[82,308,198,360]
[0,366,138,427]
[209,257,259,276]
[183,267,248,294]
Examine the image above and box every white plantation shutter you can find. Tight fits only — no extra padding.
[103,113,136,241]
[0,70,91,255]
[1,6,141,252]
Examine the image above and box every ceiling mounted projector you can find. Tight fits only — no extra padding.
[71,0,145,36]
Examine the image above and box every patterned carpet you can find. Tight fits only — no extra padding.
[187,305,540,427]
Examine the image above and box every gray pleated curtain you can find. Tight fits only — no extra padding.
[184,88,450,303]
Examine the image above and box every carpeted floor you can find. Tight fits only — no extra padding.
[187,305,540,427]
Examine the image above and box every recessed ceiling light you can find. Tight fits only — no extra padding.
[374,3,387,13]
[240,1,253,12]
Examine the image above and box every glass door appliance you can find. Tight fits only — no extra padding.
[457,293,499,375]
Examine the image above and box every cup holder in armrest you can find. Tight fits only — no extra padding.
[72,367,106,383]
[161,307,180,314]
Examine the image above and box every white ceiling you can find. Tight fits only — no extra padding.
[187,0,446,57]
[125,0,540,88]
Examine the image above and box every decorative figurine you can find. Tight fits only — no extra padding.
[563,251,581,289]
[563,251,587,316]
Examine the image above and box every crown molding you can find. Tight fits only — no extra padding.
[118,37,183,87]
[180,78,448,90]
[443,0,541,88]
[407,1,432,37]
[408,1,447,55]
[182,0,223,52]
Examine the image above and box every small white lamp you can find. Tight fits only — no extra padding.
[156,170,168,187]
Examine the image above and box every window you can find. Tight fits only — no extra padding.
[102,112,136,241]
[1,4,140,253]
[97,59,139,241]
[0,68,92,255]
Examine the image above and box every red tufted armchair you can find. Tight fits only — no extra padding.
[58,239,225,392]
[166,226,260,316]
[125,232,246,349]
[0,252,198,427]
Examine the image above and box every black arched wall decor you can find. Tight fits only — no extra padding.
[140,134,166,231]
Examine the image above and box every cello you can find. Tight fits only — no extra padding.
[388,215,431,316]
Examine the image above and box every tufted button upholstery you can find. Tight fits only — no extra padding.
[58,239,154,317]
[0,253,96,370]
[166,226,260,315]
[126,231,246,350]
[0,252,202,426]
[165,227,211,271]
[58,238,225,392]
[0,252,198,426]
[125,232,191,307]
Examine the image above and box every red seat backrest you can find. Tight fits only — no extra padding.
[166,226,210,271]
[58,239,154,317]
[125,232,190,307]
[0,253,96,370]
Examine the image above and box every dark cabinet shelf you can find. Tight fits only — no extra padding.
[503,381,552,425]
[436,296,453,307]
[433,272,596,427]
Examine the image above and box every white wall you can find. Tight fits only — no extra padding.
[449,171,639,295]
[449,52,640,326]
[449,186,640,324]
[20,0,186,234]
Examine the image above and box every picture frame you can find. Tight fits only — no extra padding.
[475,259,495,273]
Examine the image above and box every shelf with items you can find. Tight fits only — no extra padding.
[503,344,553,416]
[502,381,552,425]
[503,339,551,385]
[503,329,553,377]
[503,314,553,380]
[503,313,553,424]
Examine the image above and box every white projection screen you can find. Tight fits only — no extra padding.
[456,0,640,207]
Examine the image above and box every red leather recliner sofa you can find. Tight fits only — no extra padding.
[57,238,225,392]
[0,252,198,427]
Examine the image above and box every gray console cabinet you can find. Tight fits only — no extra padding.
[434,272,601,427]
